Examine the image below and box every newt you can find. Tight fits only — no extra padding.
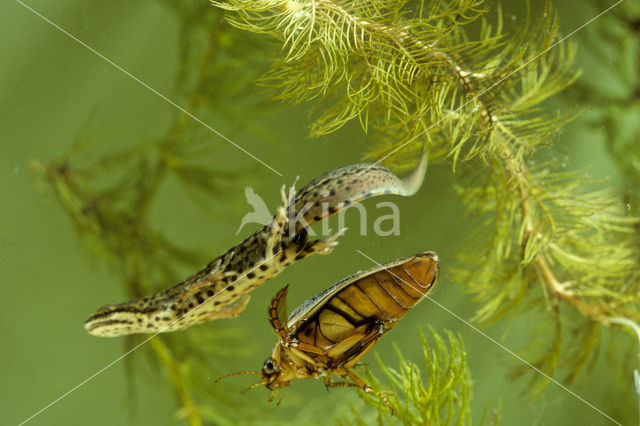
[85,151,427,337]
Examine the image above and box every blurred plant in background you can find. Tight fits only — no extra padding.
[31,2,270,424]
[31,0,640,424]
[562,1,640,420]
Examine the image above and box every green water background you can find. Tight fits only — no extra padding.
[1,0,637,425]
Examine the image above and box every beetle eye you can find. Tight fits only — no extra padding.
[262,357,278,376]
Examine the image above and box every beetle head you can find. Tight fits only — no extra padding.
[259,356,296,392]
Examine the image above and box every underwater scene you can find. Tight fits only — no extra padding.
[2,0,640,425]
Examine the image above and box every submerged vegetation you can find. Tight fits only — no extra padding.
[32,0,639,424]
[341,329,475,426]
[32,2,269,424]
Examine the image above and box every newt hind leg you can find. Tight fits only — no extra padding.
[190,294,251,322]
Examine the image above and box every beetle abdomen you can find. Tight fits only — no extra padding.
[296,252,439,349]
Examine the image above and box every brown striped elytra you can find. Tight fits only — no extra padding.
[240,251,439,403]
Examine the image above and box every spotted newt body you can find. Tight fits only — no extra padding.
[85,153,427,337]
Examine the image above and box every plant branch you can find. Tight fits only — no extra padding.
[149,338,203,426]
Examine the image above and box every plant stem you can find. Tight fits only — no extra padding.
[494,123,613,321]
[149,338,203,426]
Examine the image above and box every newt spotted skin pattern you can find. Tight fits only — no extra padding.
[85,151,427,337]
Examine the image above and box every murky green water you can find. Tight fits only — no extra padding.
[2,1,638,425]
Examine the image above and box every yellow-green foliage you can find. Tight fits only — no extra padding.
[339,329,475,426]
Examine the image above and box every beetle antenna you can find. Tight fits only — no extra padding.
[215,371,261,383]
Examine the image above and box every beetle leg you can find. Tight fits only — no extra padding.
[344,371,394,414]
[268,388,281,405]
[337,321,390,367]
[325,332,369,358]
[287,345,325,366]
[268,286,290,340]
[288,326,382,367]
[326,323,388,361]
[341,337,378,370]
[325,370,393,414]
[324,372,371,394]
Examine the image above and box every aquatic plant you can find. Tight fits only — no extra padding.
[339,329,476,426]
[32,0,640,424]
[32,2,268,424]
